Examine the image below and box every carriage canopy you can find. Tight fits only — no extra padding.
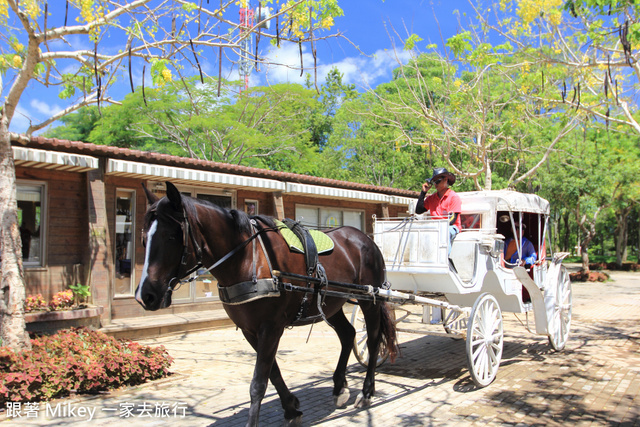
[458,190,550,216]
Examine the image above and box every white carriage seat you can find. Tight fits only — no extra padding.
[450,231,481,283]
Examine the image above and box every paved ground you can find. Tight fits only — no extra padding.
[5,266,640,426]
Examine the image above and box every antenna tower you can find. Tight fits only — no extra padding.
[238,1,254,92]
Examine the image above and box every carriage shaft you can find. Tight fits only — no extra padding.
[274,270,469,316]
[273,270,376,294]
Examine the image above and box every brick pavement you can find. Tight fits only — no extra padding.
[6,269,640,426]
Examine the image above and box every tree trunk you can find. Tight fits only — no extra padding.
[562,213,570,253]
[552,212,560,253]
[575,205,603,273]
[615,208,631,267]
[0,118,30,351]
[580,241,590,271]
[484,159,492,190]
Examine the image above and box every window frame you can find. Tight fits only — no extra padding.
[114,188,136,297]
[17,180,47,268]
[294,204,365,231]
[244,199,259,216]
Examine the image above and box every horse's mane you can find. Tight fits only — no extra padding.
[180,195,276,235]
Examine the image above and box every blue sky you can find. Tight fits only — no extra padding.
[9,1,475,135]
[257,1,476,88]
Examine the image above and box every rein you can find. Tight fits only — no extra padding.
[165,213,278,299]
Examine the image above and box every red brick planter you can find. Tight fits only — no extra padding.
[25,306,104,334]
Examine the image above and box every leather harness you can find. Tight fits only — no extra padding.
[166,213,326,310]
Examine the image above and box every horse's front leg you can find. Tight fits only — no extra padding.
[241,328,302,426]
[327,308,356,408]
[355,302,383,408]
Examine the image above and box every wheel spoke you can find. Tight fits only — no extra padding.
[472,343,485,361]
[356,334,368,347]
[471,341,484,350]
[358,345,367,360]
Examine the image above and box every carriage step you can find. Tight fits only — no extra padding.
[100,309,233,340]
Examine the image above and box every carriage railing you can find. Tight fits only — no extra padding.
[373,217,450,269]
[373,216,501,269]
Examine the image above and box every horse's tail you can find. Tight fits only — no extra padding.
[379,302,399,363]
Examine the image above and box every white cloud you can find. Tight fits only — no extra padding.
[7,100,64,134]
[262,42,316,85]
[257,41,412,90]
[8,106,32,134]
[30,99,62,117]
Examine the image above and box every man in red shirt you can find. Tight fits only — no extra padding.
[415,167,462,254]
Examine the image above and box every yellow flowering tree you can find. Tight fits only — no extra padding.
[0,0,343,351]
[361,35,580,191]
[479,0,640,134]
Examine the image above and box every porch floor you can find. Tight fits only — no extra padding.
[100,308,233,340]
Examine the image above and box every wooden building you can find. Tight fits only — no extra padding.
[12,136,417,327]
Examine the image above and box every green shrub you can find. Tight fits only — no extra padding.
[0,328,173,404]
[69,283,91,304]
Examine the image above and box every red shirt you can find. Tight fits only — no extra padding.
[424,188,462,231]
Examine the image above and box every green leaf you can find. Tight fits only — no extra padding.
[446,32,472,57]
[404,34,423,51]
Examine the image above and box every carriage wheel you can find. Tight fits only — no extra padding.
[466,293,503,388]
[443,309,466,339]
[548,265,572,351]
[348,304,390,368]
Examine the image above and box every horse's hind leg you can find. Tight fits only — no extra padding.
[241,330,302,425]
[354,301,382,408]
[327,308,356,408]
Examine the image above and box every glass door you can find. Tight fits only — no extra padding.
[115,189,135,295]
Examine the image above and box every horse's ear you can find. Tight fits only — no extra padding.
[142,183,160,205]
[165,181,183,210]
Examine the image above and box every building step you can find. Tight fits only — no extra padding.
[100,309,233,340]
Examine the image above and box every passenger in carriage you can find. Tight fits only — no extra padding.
[415,167,462,254]
[504,222,537,268]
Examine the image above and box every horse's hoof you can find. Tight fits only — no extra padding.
[333,387,350,408]
[284,413,302,427]
[354,392,371,408]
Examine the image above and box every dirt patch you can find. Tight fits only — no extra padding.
[570,270,610,282]
[589,262,640,271]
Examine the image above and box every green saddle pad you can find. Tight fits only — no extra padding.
[275,219,334,254]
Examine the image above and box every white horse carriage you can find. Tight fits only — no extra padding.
[350,190,572,387]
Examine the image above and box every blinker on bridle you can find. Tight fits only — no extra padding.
[164,207,204,298]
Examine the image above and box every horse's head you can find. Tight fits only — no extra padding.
[135,182,195,311]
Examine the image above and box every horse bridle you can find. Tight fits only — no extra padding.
[163,210,277,301]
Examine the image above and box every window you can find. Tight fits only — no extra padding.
[115,189,135,296]
[172,185,235,303]
[244,200,258,216]
[295,205,364,231]
[17,182,45,267]
[460,213,482,230]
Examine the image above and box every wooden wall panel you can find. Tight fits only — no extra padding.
[17,167,88,300]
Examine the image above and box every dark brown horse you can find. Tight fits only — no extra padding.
[135,182,397,426]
